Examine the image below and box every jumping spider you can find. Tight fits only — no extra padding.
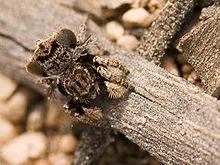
[26,17,133,123]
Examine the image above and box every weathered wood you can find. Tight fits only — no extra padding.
[179,4,220,95]
[0,0,220,164]
[137,0,196,65]
[72,127,114,165]
[198,0,214,7]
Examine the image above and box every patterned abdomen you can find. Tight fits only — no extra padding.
[62,63,98,103]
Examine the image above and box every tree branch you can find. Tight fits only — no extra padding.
[137,0,196,65]
[179,4,220,96]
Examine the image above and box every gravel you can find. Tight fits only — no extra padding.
[0,132,48,165]
[0,89,30,123]
[0,73,17,101]
[58,134,77,153]
[0,117,17,144]
[122,8,154,27]
[117,34,139,50]
[105,21,125,41]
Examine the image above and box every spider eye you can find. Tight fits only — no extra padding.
[56,28,77,49]
[26,60,45,77]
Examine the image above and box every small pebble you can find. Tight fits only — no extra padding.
[58,134,77,153]
[105,21,124,41]
[0,116,17,143]
[183,74,189,80]
[27,102,46,131]
[162,56,179,77]
[0,89,29,123]
[48,153,72,165]
[187,71,198,84]
[182,64,193,74]
[0,73,17,101]
[100,0,134,9]
[148,0,166,12]
[1,132,48,165]
[176,54,187,65]
[34,159,50,165]
[132,0,149,8]
[122,8,153,27]
[117,34,139,50]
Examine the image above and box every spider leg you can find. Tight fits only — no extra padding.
[81,106,103,121]
[64,101,106,127]
[104,81,124,99]
[63,99,74,114]
[97,66,134,91]
[37,76,60,100]
[37,75,60,84]
[93,56,129,74]
[46,81,58,100]
[92,41,105,56]
[76,106,109,127]
[77,15,89,44]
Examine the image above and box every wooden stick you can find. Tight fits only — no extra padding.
[179,4,220,95]
[137,0,196,65]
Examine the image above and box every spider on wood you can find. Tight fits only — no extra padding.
[26,17,133,124]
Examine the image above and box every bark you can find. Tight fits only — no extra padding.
[179,4,220,96]
[137,0,196,65]
[71,127,114,165]
[0,0,220,164]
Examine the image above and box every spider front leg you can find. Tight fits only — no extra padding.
[93,56,129,74]
[75,107,109,127]
[104,81,125,99]
[63,100,107,127]
[37,76,60,99]
[97,66,134,92]
[77,15,89,44]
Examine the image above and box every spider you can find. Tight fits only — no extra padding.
[26,17,133,124]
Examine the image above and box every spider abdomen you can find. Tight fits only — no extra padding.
[61,63,98,103]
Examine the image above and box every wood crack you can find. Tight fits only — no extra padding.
[0,32,34,52]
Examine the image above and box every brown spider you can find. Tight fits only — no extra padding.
[26,17,133,124]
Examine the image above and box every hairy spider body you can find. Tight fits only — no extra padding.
[27,28,101,102]
[26,18,132,121]
[61,63,99,103]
